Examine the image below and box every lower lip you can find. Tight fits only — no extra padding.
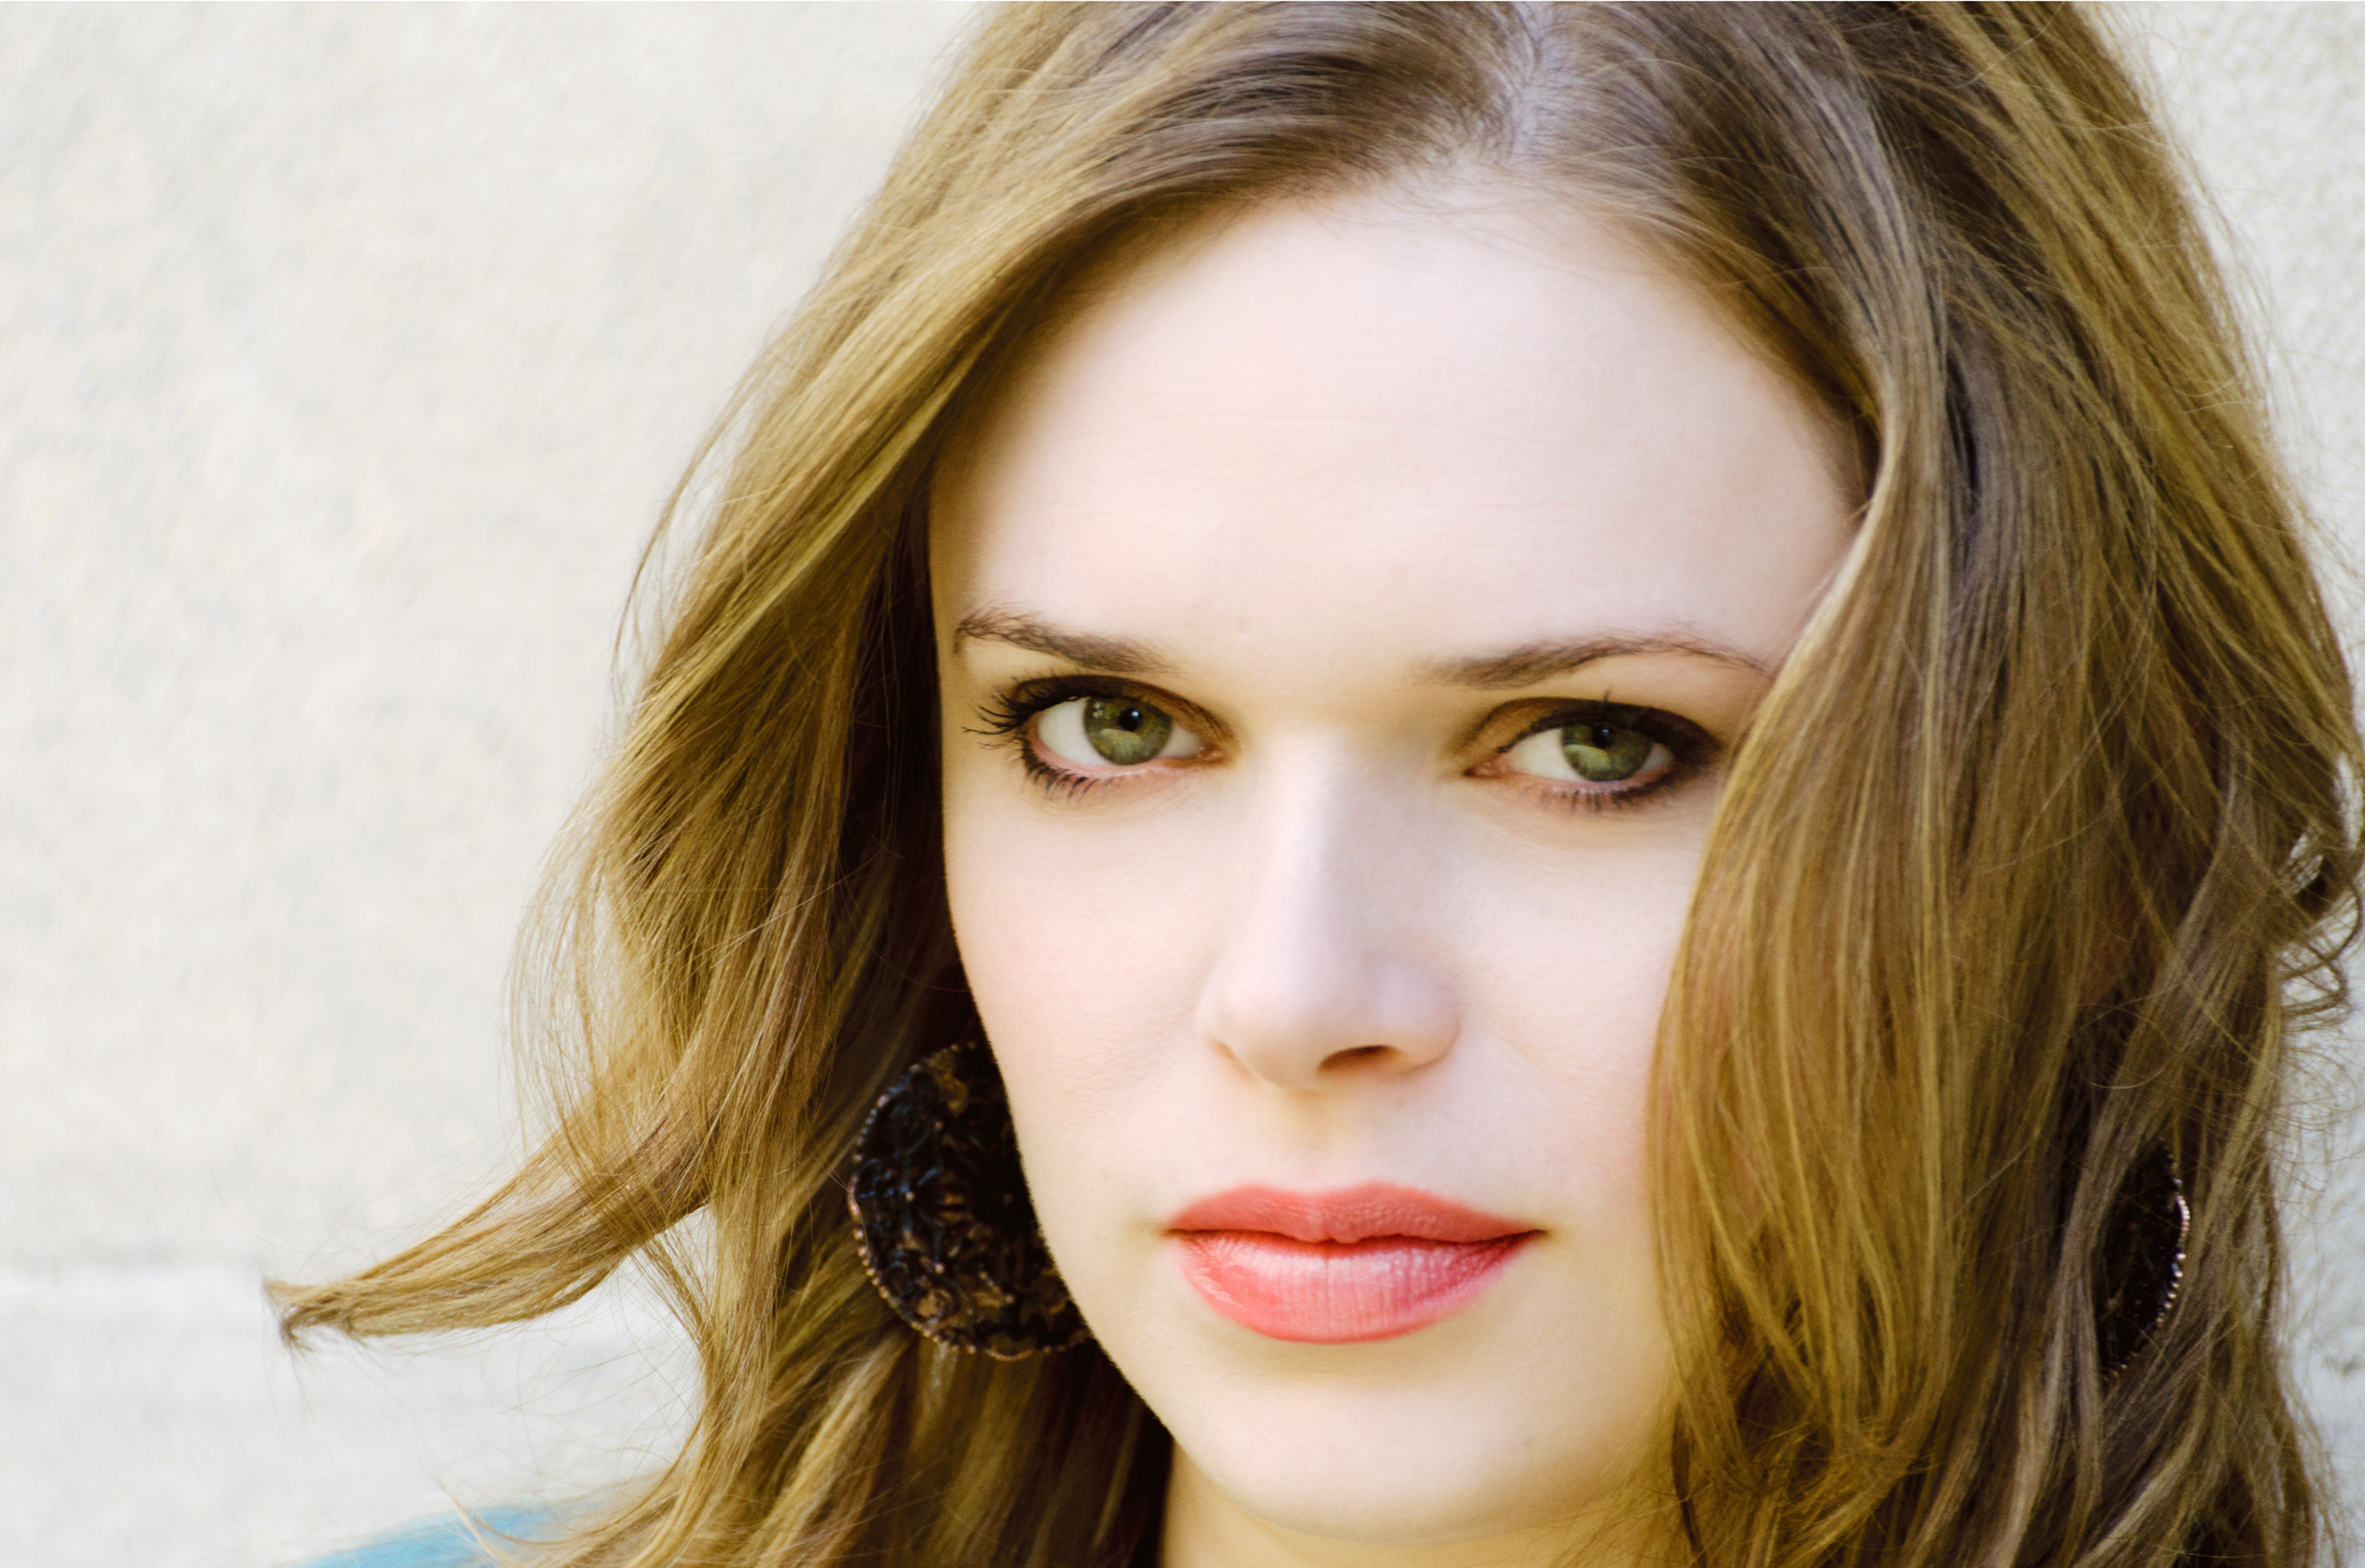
[1173,1232,1533,1344]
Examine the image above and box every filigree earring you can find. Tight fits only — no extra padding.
[2096,1142,2189,1379]
[846,1042,1091,1360]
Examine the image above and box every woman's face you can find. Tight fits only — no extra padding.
[932,188,1854,1565]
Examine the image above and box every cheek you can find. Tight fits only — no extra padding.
[1491,863,1688,1136]
[941,767,1215,1109]
[1462,852,1692,1278]
[1460,810,1698,1051]
[942,785,1226,1299]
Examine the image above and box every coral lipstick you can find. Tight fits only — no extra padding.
[1168,1184,1537,1344]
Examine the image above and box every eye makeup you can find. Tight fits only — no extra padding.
[971,674,1216,800]
[1474,698,1721,814]
[971,676,1722,814]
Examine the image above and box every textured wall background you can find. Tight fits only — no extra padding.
[1,6,2358,1566]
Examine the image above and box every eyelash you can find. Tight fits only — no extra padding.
[1494,700,1717,815]
[971,676,1153,801]
[971,677,1717,812]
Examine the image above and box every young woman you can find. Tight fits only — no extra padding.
[279,6,2362,1567]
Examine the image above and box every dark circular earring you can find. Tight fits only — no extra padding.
[2096,1142,2189,1379]
[846,1041,1091,1360]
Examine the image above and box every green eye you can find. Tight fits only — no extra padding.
[1499,708,1683,796]
[1081,695,1173,765]
[1563,723,1654,782]
[1028,691,1204,773]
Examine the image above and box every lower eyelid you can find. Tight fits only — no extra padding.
[1513,768,1685,815]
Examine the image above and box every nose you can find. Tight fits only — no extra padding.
[1194,767,1460,1090]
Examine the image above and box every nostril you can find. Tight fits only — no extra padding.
[1200,946,1460,1087]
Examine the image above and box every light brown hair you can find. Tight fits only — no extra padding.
[277,7,2360,1567]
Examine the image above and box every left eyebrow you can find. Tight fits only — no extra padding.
[1428,633,1775,689]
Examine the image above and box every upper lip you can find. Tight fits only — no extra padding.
[1167,1182,1535,1244]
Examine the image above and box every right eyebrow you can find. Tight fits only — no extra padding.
[951,608,1173,675]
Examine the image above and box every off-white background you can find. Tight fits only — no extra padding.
[1,6,2358,1566]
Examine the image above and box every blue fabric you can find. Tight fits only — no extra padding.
[301,1508,556,1568]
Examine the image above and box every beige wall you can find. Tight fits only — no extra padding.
[2,6,2358,1563]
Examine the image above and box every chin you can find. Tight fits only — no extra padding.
[1129,1293,1676,1551]
[1202,1450,1571,1546]
[1168,1379,1662,1546]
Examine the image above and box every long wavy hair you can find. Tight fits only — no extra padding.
[275,7,2361,1568]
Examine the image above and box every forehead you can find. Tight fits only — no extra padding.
[931,190,1852,680]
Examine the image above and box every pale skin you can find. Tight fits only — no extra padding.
[932,185,1856,1568]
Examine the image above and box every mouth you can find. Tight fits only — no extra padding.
[1167,1183,1539,1344]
